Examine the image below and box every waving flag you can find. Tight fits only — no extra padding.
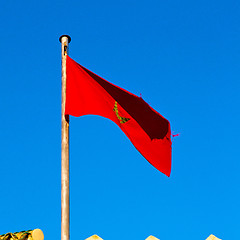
[65,56,172,176]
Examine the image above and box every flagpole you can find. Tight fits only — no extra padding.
[59,35,71,240]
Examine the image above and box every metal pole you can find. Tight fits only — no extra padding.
[59,35,71,240]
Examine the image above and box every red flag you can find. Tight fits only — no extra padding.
[65,56,172,176]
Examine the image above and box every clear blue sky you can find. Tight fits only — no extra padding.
[1,0,239,240]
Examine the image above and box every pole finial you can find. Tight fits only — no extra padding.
[59,35,71,43]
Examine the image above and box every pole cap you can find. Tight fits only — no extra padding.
[59,35,71,43]
[32,229,44,240]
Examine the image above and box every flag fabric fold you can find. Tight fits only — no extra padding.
[65,56,172,176]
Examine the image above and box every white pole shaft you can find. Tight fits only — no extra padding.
[60,35,71,240]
